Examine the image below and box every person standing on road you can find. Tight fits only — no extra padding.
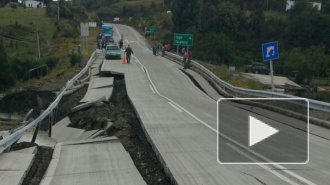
[182,48,187,68]
[124,44,134,64]
[152,45,156,56]
[77,45,82,67]
[119,39,123,49]
[161,46,165,57]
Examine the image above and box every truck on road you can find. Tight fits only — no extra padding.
[101,25,114,48]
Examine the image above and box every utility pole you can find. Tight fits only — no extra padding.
[37,29,40,59]
[57,1,60,21]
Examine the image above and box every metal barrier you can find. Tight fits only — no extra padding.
[0,50,98,153]
[165,51,330,113]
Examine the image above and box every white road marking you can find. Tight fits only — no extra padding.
[141,66,145,72]
[226,143,300,185]
[149,84,155,94]
[114,26,121,38]
[137,42,149,52]
[168,102,183,113]
[272,163,316,185]
[132,54,316,185]
[128,26,140,41]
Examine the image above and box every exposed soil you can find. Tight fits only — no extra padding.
[105,76,173,185]
[0,90,55,131]
[10,141,37,151]
[56,85,88,124]
[0,90,55,116]
[9,142,53,185]
[10,142,54,185]
[22,146,53,185]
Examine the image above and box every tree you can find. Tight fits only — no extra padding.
[285,12,330,50]
[122,5,127,16]
[268,0,286,12]
[150,1,156,9]
[289,0,318,20]
[0,42,15,90]
[199,1,215,33]
[171,0,200,33]
[194,33,235,65]
[306,45,328,80]
[9,40,13,49]
[212,2,242,39]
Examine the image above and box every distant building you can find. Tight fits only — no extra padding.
[23,0,44,8]
[286,0,322,11]
[4,2,19,8]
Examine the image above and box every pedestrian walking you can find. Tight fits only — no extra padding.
[77,45,82,67]
[119,39,123,49]
[182,48,187,69]
[152,45,156,56]
[124,44,134,64]
[97,32,102,49]
[162,46,165,56]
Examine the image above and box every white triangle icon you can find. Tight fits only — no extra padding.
[249,116,279,147]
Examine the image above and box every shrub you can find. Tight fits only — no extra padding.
[70,52,79,66]
[42,56,59,70]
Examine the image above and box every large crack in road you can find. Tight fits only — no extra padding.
[57,74,173,185]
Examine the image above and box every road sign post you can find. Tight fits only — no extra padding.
[269,60,274,92]
[262,41,279,92]
[80,22,89,51]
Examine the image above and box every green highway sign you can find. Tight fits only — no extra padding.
[174,33,194,46]
[149,26,157,34]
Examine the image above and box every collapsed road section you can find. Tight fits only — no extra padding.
[56,74,172,185]
[0,53,172,185]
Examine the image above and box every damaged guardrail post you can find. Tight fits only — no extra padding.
[32,110,44,143]
[31,122,40,143]
[48,109,53,137]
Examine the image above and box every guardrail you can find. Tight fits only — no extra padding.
[0,50,97,154]
[165,51,330,113]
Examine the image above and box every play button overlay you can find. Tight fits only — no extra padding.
[217,98,309,164]
[249,116,278,147]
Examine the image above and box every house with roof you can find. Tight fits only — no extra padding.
[23,0,44,8]
[286,0,322,11]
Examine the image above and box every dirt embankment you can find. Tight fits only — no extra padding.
[0,90,55,131]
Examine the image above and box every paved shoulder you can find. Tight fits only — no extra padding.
[0,147,36,185]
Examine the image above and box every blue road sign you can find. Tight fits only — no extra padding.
[262,41,279,61]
